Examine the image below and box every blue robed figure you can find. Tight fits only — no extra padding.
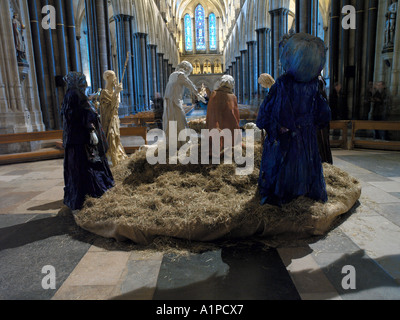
[256,33,331,206]
[61,72,114,211]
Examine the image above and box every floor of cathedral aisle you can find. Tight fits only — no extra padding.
[0,149,399,301]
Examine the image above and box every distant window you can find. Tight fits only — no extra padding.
[209,13,217,51]
[184,14,193,52]
[195,5,206,51]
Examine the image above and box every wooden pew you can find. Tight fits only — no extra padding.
[0,130,64,165]
[0,127,148,165]
[120,126,147,154]
[351,121,400,151]
[330,120,350,149]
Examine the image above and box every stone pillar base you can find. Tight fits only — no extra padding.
[0,111,41,155]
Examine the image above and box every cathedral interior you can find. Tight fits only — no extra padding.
[0,0,400,303]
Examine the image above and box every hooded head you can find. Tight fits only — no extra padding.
[280,32,327,83]
[217,75,235,92]
[63,72,88,94]
[258,73,275,89]
[103,70,117,84]
[177,61,193,76]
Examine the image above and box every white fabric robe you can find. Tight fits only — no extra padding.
[162,71,199,145]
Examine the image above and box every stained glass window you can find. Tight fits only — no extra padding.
[195,5,206,51]
[184,14,193,52]
[209,13,217,51]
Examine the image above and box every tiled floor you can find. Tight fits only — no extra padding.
[0,149,399,300]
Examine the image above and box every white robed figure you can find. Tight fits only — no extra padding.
[163,61,206,147]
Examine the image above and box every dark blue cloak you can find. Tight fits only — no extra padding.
[61,88,114,210]
[256,74,331,206]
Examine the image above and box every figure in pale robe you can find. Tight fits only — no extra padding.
[100,70,128,167]
[163,61,206,147]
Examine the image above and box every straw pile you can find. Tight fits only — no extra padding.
[74,143,361,245]
[188,118,207,133]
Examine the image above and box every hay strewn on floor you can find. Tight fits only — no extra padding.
[75,143,361,245]
[188,118,206,133]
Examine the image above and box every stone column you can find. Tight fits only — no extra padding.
[168,64,173,79]
[329,0,341,95]
[41,0,61,129]
[353,0,365,119]
[65,0,80,71]
[54,0,69,85]
[20,1,45,133]
[241,50,248,103]
[256,28,271,100]
[235,56,241,103]
[114,15,124,103]
[123,16,134,109]
[133,33,149,112]
[266,28,271,75]
[256,28,266,76]
[28,0,50,130]
[95,0,110,86]
[231,61,236,89]
[158,53,165,96]
[149,44,158,99]
[0,0,44,153]
[362,0,379,119]
[146,44,153,103]
[270,8,289,79]
[103,0,113,71]
[296,0,318,35]
[83,0,111,91]
[389,0,400,117]
[270,9,278,79]
[164,58,169,91]
[114,15,126,107]
[138,33,150,111]
[311,0,319,36]
[296,0,307,33]
[247,41,257,101]
[340,0,351,119]
[84,0,100,91]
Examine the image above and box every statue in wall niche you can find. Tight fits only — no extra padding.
[384,1,398,49]
[99,70,128,167]
[12,12,28,64]
[203,61,212,74]
[214,61,223,74]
